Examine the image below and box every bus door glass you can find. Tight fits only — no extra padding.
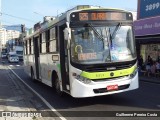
[59,25,70,90]
[34,36,41,80]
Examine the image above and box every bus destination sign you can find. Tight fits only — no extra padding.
[71,12,132,21]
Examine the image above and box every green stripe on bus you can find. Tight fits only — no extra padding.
[80,65,137,80]
[57,64,61,71]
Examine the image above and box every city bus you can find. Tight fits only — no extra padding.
[23,5,138,98]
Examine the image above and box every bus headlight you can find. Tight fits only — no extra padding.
[74,74,91,84]
[130,68,138,79]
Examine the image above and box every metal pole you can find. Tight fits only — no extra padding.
[0,0,1,19]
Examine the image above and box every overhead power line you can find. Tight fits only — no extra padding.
[1,12,36,23]
[1,19,15,25]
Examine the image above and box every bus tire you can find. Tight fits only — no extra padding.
[55,77,63,96]
[31,68,36,82]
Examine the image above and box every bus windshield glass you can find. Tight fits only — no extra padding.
[71,24,136,64]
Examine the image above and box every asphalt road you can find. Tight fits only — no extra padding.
[4,61,160,120]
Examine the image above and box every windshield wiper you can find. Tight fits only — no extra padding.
[111,23,121,39]
[87,23,104,41]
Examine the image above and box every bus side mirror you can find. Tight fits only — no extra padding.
[64,28,71,41]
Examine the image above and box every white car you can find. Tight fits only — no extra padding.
[8,54,19,63]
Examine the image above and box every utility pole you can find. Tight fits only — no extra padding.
[0,0,1,28]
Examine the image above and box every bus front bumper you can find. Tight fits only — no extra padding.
[70,73,139,98]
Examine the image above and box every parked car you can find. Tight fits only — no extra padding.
[1,53,7,58]
[8,54,19,63]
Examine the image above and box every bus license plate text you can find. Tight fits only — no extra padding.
[107,85,118,91]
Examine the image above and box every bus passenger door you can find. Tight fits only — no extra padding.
[59,25,70,91]
[34,36,41,80]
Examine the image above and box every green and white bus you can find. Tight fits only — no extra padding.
[24,5,138,98]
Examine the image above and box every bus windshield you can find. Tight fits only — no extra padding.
[71,25,136,64]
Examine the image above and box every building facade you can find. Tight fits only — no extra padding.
[0,28,21,47]
[0,28,7,48]
[134,0,160,62]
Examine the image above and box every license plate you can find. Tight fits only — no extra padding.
[107,85,118,91]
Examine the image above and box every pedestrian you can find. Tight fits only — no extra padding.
[145,55,152,76]
[138,55,143,75]
[156,61,160,73]
[151,61,156,76]
[157,56,160,63]
[138,55,143,68]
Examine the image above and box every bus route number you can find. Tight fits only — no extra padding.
[79,13,88,21]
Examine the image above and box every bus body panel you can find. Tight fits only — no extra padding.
[40,53,61,87]
[24,53,62,87]
[23,55,35,76]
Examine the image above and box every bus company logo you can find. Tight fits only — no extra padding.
[110,72,114,77]
[106,67,116,70]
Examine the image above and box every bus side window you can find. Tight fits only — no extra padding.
[29,38,31,54]
[42,32,46,53]
[39,34,42,53]
[50,27,57,52]
[46,30,50,53]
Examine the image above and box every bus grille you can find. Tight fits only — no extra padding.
[85,64,133,72]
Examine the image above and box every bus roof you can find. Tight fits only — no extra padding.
[24,5,130,40]
[65,5,127,13]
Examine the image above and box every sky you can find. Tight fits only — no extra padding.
[1,0,137,28]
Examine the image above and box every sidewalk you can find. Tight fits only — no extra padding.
[0,64,53,120]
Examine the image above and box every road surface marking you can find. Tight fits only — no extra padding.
[8,66,67,120]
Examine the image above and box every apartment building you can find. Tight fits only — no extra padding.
[0,28,21,47]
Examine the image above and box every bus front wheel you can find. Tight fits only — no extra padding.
[31,68,36,82]
[55,78,63,96]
